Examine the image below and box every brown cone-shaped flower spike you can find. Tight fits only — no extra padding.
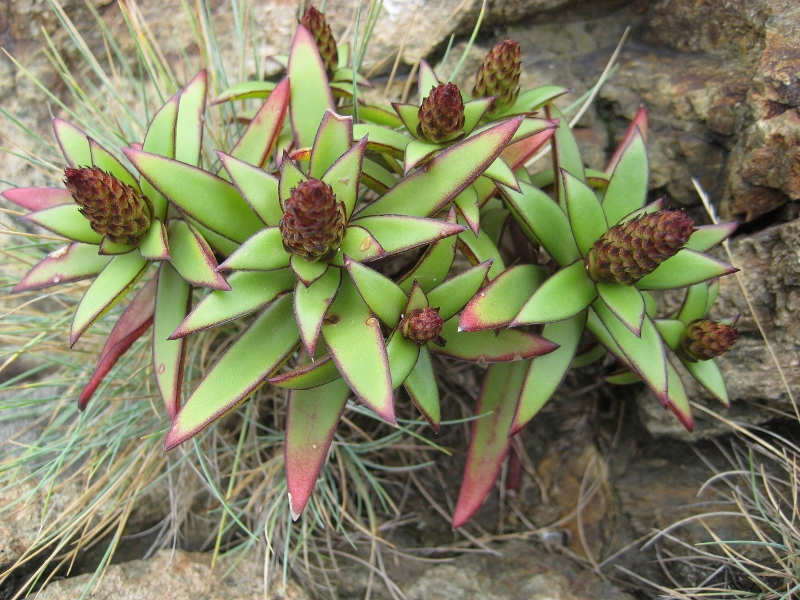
[280,179,346,262]
[473,39,521,114]
[300,5,338,76]
[679,319,739,362]
[400,307,446,346]
[65,166,151,246]
[585,210,694,285]
[418,83,465,143]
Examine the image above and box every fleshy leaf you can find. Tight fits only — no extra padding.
[310,110,353,179]
[294,266,342,356]
[291,254,329,286]
[286,378,350,520]
[13,243,111,292]
[605,369,641,385]
[24,204,102,244]
[386,332,420,389]
[433,317,559,362]
[502,181,581,268]
[353,123,410,158]
[218,227,289,272]
[406,280,429,312]
[655,318,687,350]
[404,346,440,430]
[125,149,262,243]
[397,208,458,293]
[547,105,585,209]
[462,97,495,132]
[417,60,439,103]
[459,264,549,332]
[685,222,738,252]
[426,260,492,321]
[494,85,570,118]
[665,361,694,431]
[333,226,385,264]
[288,25,336,147]
[457,227,505,279]
[454,186,480,236]
[562,169,608,255]
[678,283,709,325]
[321,277,395,424]
[595,282,645,336]
[172,269,295,338]
[452,360,528,529]
[1,187,72,211]
[268,355,341,390]
[78,275,156,410]
[605,106,648,173]
[345,258,406,328]
[70,252,150,346]
[89,139,140,193]
[511,311,587,435]
[279,158,309,208]
[165,295,300,449]
[229,78,289,168]
[322,138,366,220]
[482,156,518,190]
[138,218,170,261]
[139,92,180,220]
[602,128,648,226]
[512,260,597,326]
[356,117,524,218]
[168,220,229,290]
[174,70,207,167]
[212,80,277,104]
[499,124,557,172]
[635,250,737,290]
[53,119,91,168]
[353,215,466,255]
[153,262,190,419]
[99,237,135,256]
[683,356,729,407]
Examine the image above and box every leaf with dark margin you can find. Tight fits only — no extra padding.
[310,111,353,178]
[654,318,686,350]
[291,254,329,286]
[666,361,693,432]
[547,105,585,210]
[397,208,458,293]
[595,282,645,336]
[426,260,492,321]
[404,346,440,431]
[512,260,597,326]
[417,60,439,103]
[635,250,737,290]
[1,187,72,211]
[295,266,342,356]
[13,243,111,292]
[562,169,608,255]
[286,378,350,520]
[139,92,179,220]
[457,228,505,279]
[212,80,278,105]
[685,222,738,252]
[168,220,230,290]
[53,118,91,168]
[288,25,335,147]
[154,262,190,419]
[229,78,288,168]
[353,124,410,158]
[89,138,141,193]
[165,295,300,449]
[386,332,419,389]
[322,138,366,220]
[683,357,729,407]
[218,152,283,227]
[602,128,648,226]
[24,204,102,244]
[278,158,308,210]
[345,258,406,328]
[175,71,207,167]
[433,317,558,363]
[677,283,709,325]
[99,237,134,256]
[332,226,385,264]
[268,355,341,390]
[605,106,648,173]
[493,86,570,118]
[218,227,288,272]
[138,219,170,261]
[352,215,466,255]
[454,187,480,235]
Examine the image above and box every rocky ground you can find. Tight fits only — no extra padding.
[1,0,798,598]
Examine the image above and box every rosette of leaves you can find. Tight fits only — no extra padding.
[2,72,227,418]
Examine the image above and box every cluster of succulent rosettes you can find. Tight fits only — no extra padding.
[300,5,338,76]
[585,210,695,285]
[418,83,466,143]
[473,39,521,115]
[279,179,346,262]
[679,319,740,362]
[64,166,152,246]
[400,307,446,346]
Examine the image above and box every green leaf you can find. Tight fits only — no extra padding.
[452,360,528,528]
[513,260,597,326]
[602,128,648,226]
[418,60,439,103]
[705,279,720,315]
[571,344,606,368]
[678,283,710,325]
[218,227,289,272]
[654,318,687,350]
[310,110,353,179]
[167,220,229,290]
[427,261,492,321]
[635,250,737,290]
[229,78,289,169]
[459,264,549,331]
[291,254,329,286]
[406,280,429,312]
[1,186,72,212]
[70,252,149,346]
[386,332,420,389]
[89,138,141,193]
[345,258,406,329]
[218,153,282,226]
[683,356,729,407]
[294,266,341,355]
[685,222,738,252]
[138,218,170,261]
[404,346,440,430]
[494,86,570,118]
[279,158,308,208]
[24,204,102,244]
[547,105,585,209]
[165,295,300,449]
[99,238,135,255]
[457,227,505,279]
[397,208,457,293]
[404,139,441,172]
[482,156,518,190]
[289,25,335,147]
[352,215,466,256]
[353,123,410,158]
[562,169,608,255]
[285,378,350,520]
[605,369,641,385]
[361,158,397,193]
[333,226,385,264]
[321,278,394,423]
[171,269,295,338]
[154,262,190,419]
[125,149,262,243]
[511,311,587,434]
[665,361,694,431]
[595,282,645,336]
[340,103,403,128]
[212,80,277,104]
[12,243,111,292]
[502,181,581,268]
[356,117,523,218]
[140,93,179,220]
[462,97,494,132]
[433,317,558,362]
[268,355,341,390]
[454,186,480,235]
[53,118,91,168]
[175,70,207,167]
[322,138,366,220]
[499,121,557,171]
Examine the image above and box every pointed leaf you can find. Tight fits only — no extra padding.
[289,25,335,147]
[418,60,439,103]
[172,269,296,338]
[685,222,738,252]
[665,360,694,431]
[1,187,72,211]
[482,156,518,190]
[168,220,229,289]
[387,332,420,389]
[427,261,492,321]
[71,252,150,346]
[291,254,329,286]
[24,204,102,244]
[602,128,648,226]
[230,78,289,168]
[279,157,309,207]
[286,378,350,519]
[404,139,440,172]
[345,258,406,328]
[547,106,585,210]
[604,369,641,385]
[218,227,289,272]
[153,262,190,419]
[678,283,710,325]
[269,355,341,390]
[322,138,366,220]
[212,80,277,104]
[138,218,170,260]
[453,186,481,235]
[512,260,597,326]
[495,85,570,118]
[310,111,353,178]
[499,123,557,172]
[12,243,111,292]
[321,277,395,423]
[53,119,91,168]
[333,226,385,264]
[635,249,737,290]
[433,317,559,362]
[452,360,528,529]
[165,295,300,449]
[125,149,262,242]
[392,102,422,138]
[295,266,342,355]
[353,123,410,158]
[605,106,648,173]
[353,215,466,255]
[683,356,729,407]
[562,169,607,255]
[462,97,495,132]
[655,318,688,350]
[406,280,429,312]
[219,153,283,227]
[89,138,140,193]
[511,311,586,435]
[397,208,458,293]
[404,346,440,430]
[99,238,135,255]
[457,227,505,279]
[140,92,180,220]
[357,117,524,218]
[595,282,645,336]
